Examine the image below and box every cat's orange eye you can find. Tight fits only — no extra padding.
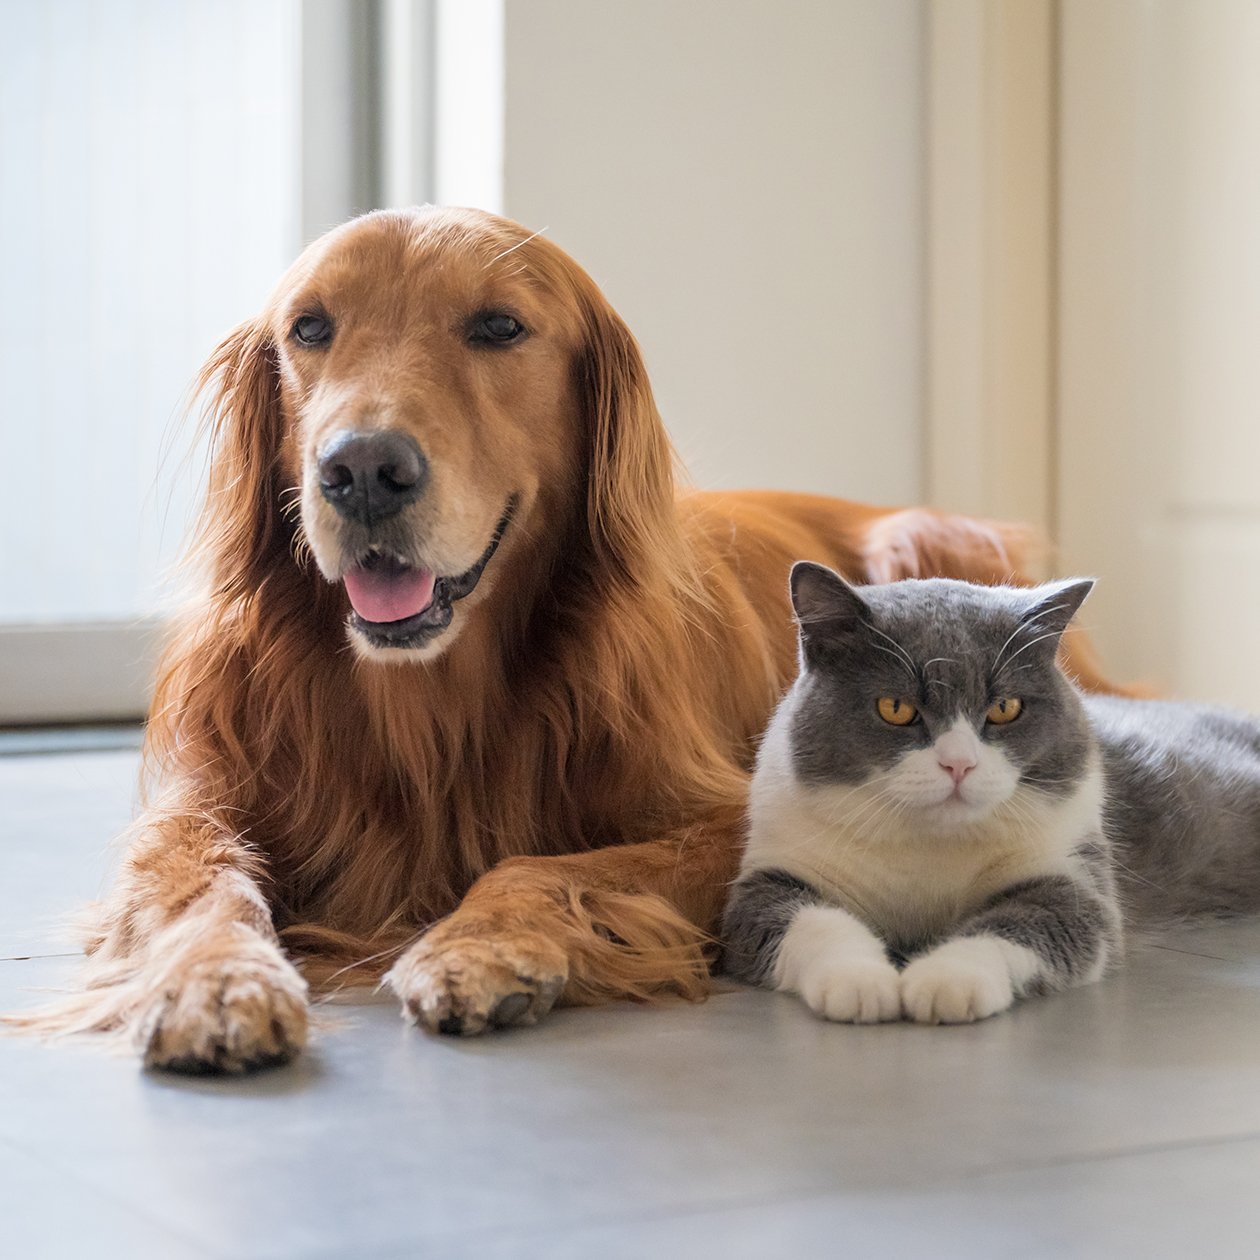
[877,697,919,726]
[986,697,1023,725]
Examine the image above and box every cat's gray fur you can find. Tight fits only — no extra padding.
[722,565,1260,1024]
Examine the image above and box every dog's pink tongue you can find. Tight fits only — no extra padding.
[343,565,436,623]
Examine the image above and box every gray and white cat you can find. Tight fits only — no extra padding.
[722,563,1260,1024]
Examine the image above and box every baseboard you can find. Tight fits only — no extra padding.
[0,620,165,724]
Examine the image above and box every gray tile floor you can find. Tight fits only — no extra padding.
[4,751,1260,1259]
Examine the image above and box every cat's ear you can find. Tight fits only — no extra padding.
[1018,578,1096,642]
[790,562,871,651]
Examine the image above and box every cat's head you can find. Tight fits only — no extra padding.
[786,564,1097,828]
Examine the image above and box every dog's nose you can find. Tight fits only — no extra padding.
[317,429,428,524]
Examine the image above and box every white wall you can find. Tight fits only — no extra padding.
[497,0,925,507]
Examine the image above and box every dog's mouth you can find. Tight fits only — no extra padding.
[343,497,518,649]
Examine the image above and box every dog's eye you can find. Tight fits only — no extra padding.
[470,313,526,345]
[291,314,333,347]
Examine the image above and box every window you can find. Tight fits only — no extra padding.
[0,0,429,721]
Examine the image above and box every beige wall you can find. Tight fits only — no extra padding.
[433,0,1260,706]
[498,0,925,507]
[1058,0,1260,705]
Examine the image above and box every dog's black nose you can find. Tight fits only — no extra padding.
[317,429,428,524]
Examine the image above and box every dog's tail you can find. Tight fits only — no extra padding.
[861,506,1146,699]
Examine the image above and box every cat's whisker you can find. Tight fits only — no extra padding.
[766,796,898,863]
[998,626,1071,675]
[832,782,906,829]
[869,642,918,682]
[922,656,958,691]
[795,771,898,820]
[810,773,900,824]
[1107,853,1166,893]
[791,787,907,869]
[991,621,1030,678]
[992,602,1074,676]
[849,796,904,840]
[820,792,896,840]
[866,622,918,674]
[1001,798,1040,841]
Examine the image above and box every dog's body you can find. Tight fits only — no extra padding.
[18,209,1121,1070]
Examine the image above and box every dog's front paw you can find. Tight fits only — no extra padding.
[900,937,1018,1024]
[386,931,568,1037]
[134,929,309,1073]
[795,957,902,1024]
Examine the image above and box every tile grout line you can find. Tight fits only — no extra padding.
[966,1126,1260,1181]
[0,951,81,962]
[1145,943,1234,963]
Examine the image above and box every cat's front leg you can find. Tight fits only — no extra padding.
[722,869,900,1023]
[900,869,1120,1024]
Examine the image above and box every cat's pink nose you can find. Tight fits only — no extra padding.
[935,725,981,786]
[939,759,975,785]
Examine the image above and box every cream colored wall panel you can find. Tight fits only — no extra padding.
[1058,0,1260,699]
[925,0,1055,537]
[1057,0,1162,685]
[1162,4,1260,511]
[1160,518,1260,709]
[501,0,924,506]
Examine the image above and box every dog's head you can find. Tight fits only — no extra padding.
[195,207,674,662]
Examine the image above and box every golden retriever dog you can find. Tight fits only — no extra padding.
[16,208,1121,1071]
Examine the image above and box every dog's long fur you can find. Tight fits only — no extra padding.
[13,208,1125,1068]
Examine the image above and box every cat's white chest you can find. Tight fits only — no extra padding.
[744,700,1103,948]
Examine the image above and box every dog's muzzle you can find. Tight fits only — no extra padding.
[343,496,519,651]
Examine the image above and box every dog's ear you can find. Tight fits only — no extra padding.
[577,293,677,585]
[191,317,286,599]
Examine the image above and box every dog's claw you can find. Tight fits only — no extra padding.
[387,934,568,1037]
[490,993,530,1027]
[134,940,309,1074]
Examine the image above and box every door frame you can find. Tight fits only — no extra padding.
[924,0,1058,551]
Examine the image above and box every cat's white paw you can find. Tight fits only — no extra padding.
[796,957,902,1024]
[900,936,1031,1024]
